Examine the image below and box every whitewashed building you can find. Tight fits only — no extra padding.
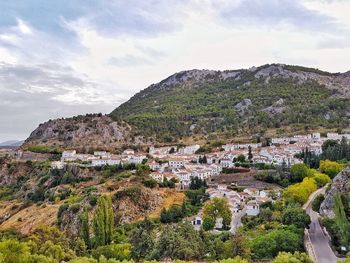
[246,200,260,216]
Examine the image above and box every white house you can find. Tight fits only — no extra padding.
[123,149,135,156]
[51,161,64,169]
[147,160,161,171]
[127,154,146,165]
[61,150,77,161]
[94,151,110,157]
[107,157,122,166]
[220,158,233,168]
[179,145,200,154]
[150,172,164,183]
[169,158,185,168]
[246,200,260,216]
[192,216,202,226]
[91,158,108,167]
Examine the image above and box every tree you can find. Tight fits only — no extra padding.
[322,140,339,152]
[0,239,30,263]
[216,257,249,263]
[272,251,313,263]
[203,198,232,230]
[130,217,155,260]
[155,223,205,260]
[68,257,97,263]
[237,155,246,163]
[231,230,251,259]
[282,208,311,229]
[39,240,66,262]
[203,155,208,164]
[312,194,325,212]
[160,205,184,223]
[248,146,253,162]
[290,163,309,183]
[283,177,317,205]
[319,160,343,178]
[259,207,273,222]
[334,194,350,246]
[91,243,131,260]
[80,208,91,249]
[250,229,303,260]
[310,172,331,187]
[93,195,114,247]
[202,216,216,231]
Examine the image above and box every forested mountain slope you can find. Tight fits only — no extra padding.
[111,64,350,142]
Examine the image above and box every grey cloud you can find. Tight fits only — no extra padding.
[217,0,345,33]
[0,63,127,141]
[76,0,188,38]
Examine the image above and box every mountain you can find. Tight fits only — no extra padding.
[110,64,350,142]
[25,64,350,149]
[23,114,149,151]
[0,140,24,147]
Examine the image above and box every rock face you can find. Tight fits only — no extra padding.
[114,186,163,223]
[234,99,252,112]
[320,167,350,219]
[263,98,285,115]
[23,114,148,151]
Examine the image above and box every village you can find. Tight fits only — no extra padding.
[37,131,347,230]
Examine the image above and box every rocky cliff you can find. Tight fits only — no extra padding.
[320,167,350,218]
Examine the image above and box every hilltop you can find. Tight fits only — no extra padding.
[25,64,350,149]
[111,64,350,142]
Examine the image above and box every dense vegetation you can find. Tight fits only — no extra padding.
[111,65,350,141]
[300,137,350,169]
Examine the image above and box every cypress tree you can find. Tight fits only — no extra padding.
[80,208,91,249]
[93,195,114,246]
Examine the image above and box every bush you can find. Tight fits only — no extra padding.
[312,194,325,212]
[290,163,309,183]
[283,177,317,205]
[160,205,184,223]
[91,243,132,260]
[142,178,157,188]
[250,229,303,260]
[319,160,343,178]
[282,208,311,229]
[311,172,331,187]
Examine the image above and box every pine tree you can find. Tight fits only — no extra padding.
[93,195,114,247]
[248,146,253,162]
[203,155,208,164]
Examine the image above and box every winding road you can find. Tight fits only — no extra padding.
[304,186,340,263]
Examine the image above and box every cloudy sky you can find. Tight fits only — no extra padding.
[0,0,350,141]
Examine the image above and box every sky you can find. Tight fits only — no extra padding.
[0,0,350,141]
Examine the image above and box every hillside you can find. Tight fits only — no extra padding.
[23,114,148,151]
[0,158,184,234]
[24,64,350,148]
[111,64,350,142]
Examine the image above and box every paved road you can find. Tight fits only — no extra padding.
[305,186,340,263]
[230,206,246,234]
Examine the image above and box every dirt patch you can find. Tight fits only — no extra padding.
[0,203,60,234]
[148,189,186,218]
[209,171,279,190]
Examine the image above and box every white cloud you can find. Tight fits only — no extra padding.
[16,19,32,35]
[0,0,350,140]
